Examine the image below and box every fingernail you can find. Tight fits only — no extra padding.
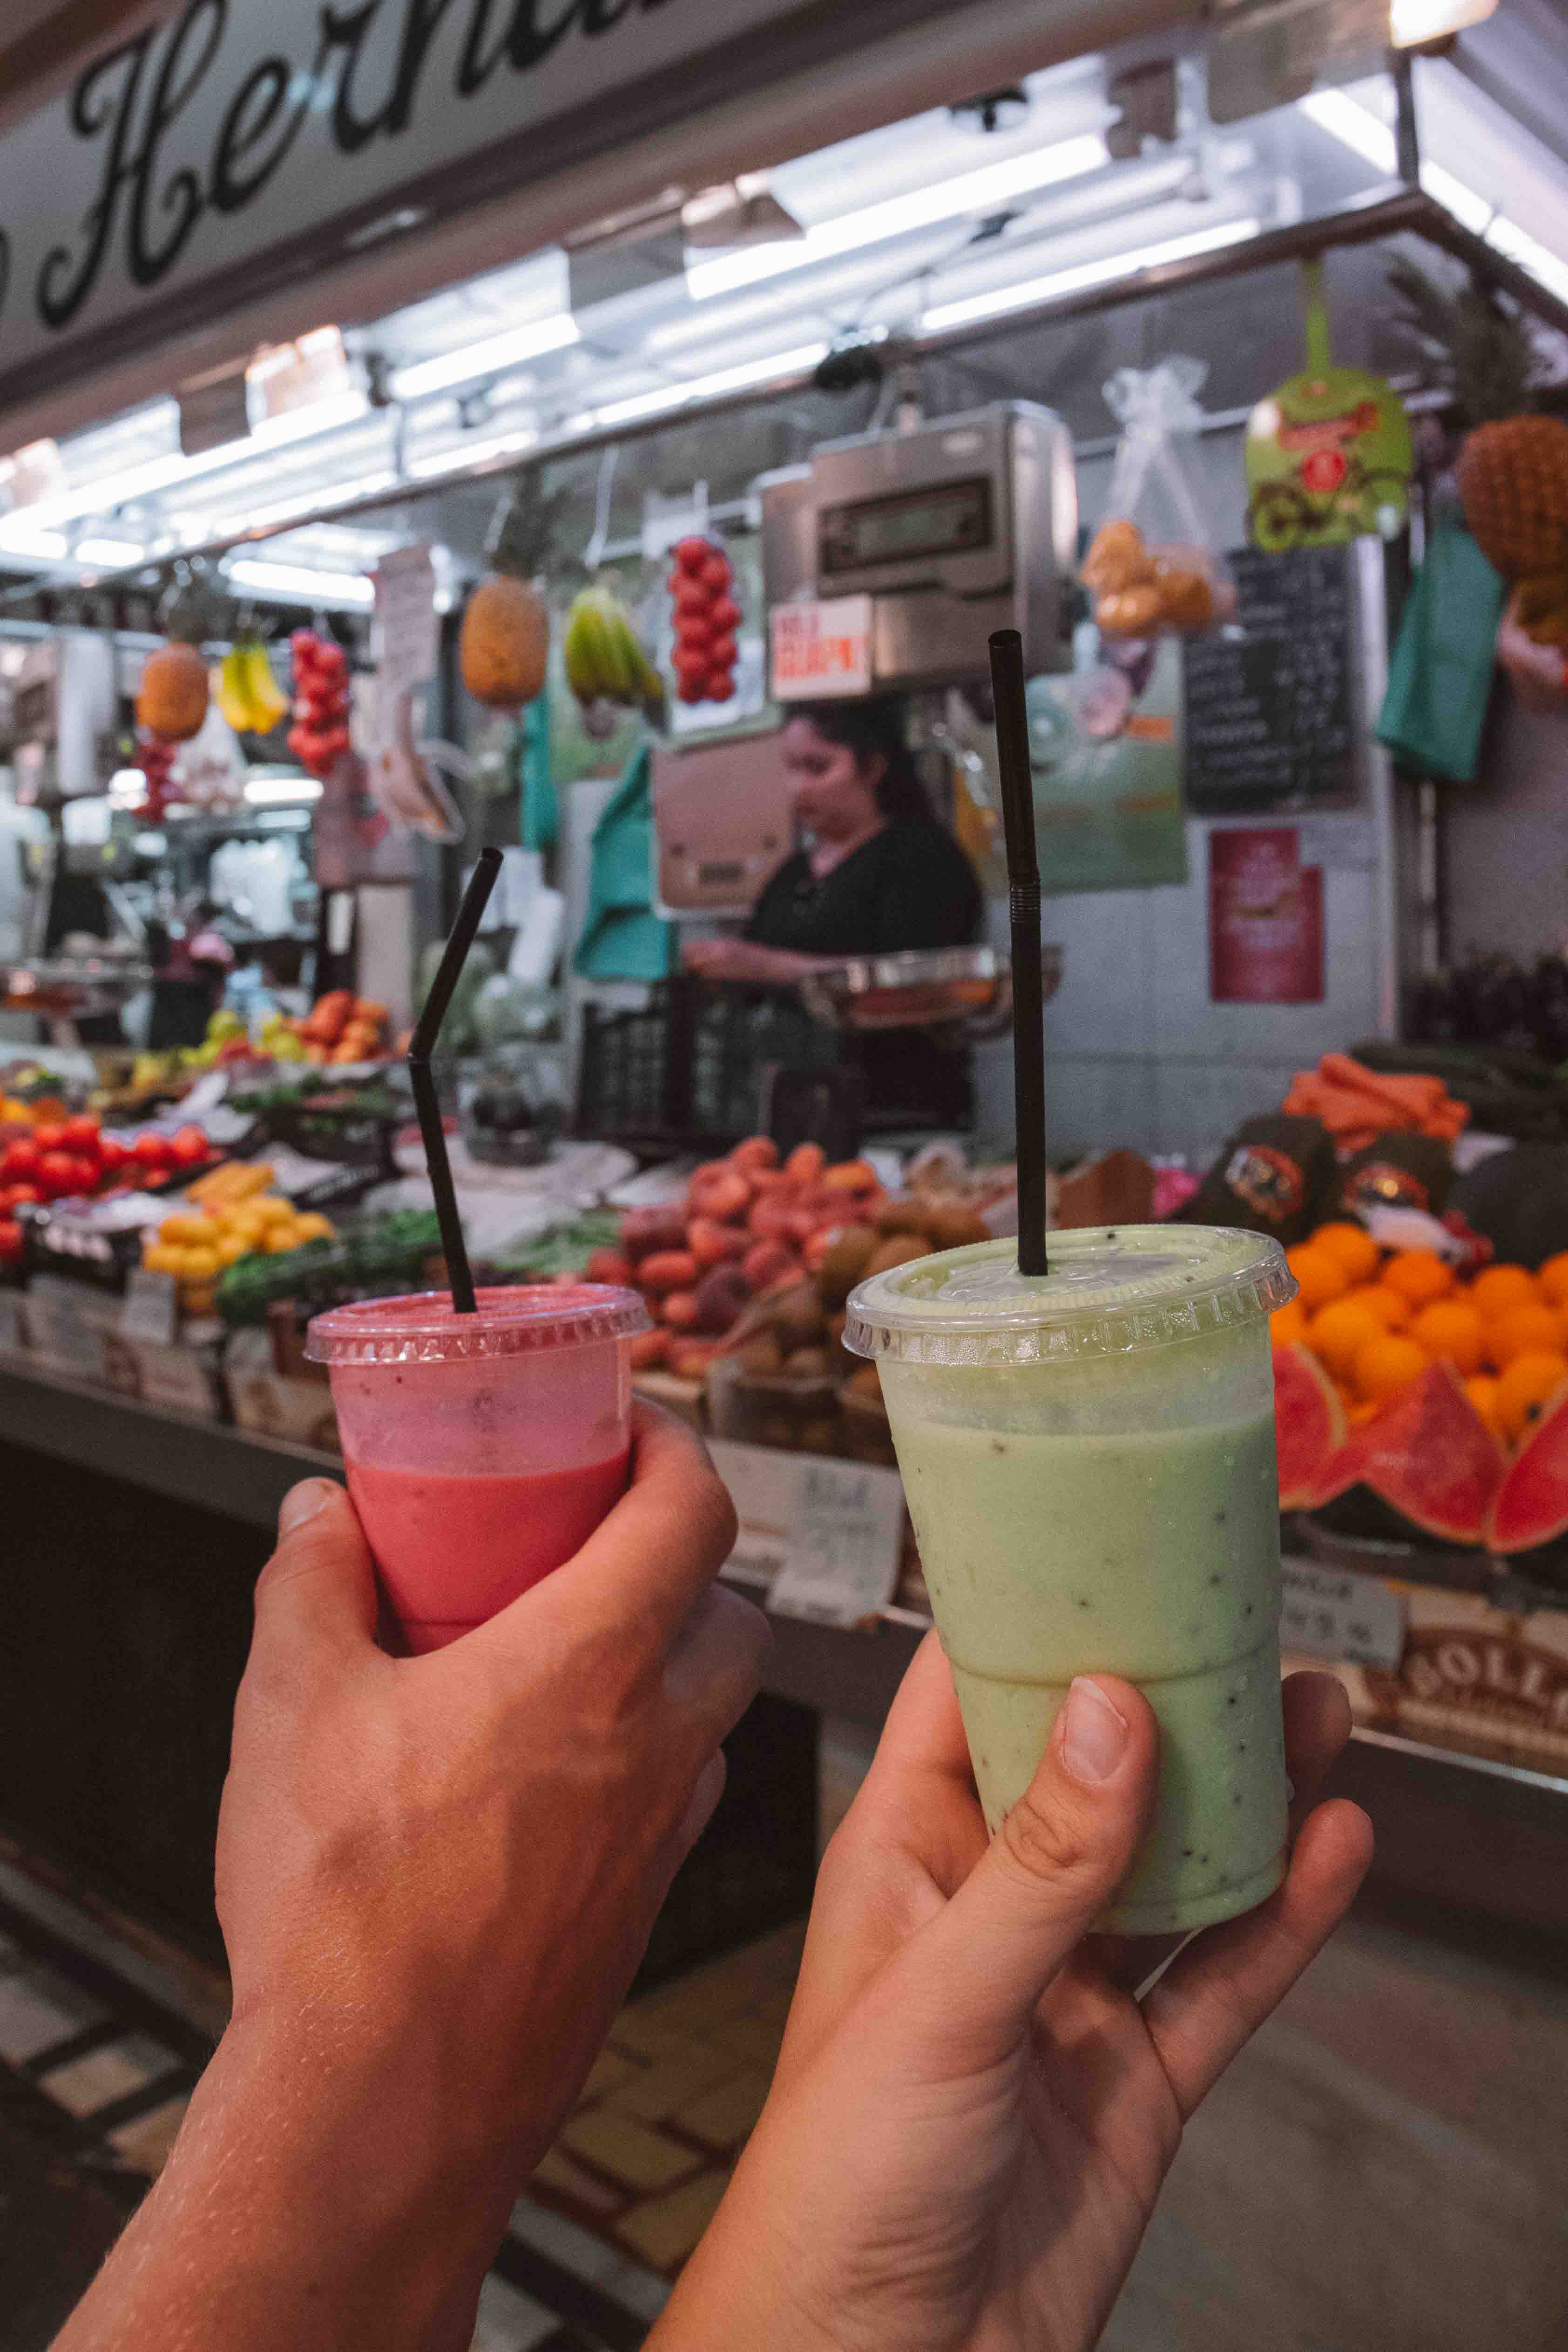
[279,1480,337,1534]
[1061,1678,1129,1784]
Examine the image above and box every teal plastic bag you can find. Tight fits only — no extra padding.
[519,693,556,852]
[574,740,675,982]
[1376,516,1505,784]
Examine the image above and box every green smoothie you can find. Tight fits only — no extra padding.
[845,1227,1296,1935]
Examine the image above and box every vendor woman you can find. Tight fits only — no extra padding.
[683,698,983,1123]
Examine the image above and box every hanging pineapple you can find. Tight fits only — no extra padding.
[1389,256,1568,581]
[135,567,217,741]
[459,475,552,711]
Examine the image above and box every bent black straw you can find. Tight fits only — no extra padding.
[988,628,1048,1278]
[408,846,503,1315]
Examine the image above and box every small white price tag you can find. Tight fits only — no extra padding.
[770,1456,905,1628]
[121,1268,179,1348]
[1279,1558,1406,1670]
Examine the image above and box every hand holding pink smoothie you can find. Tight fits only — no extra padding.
[307,1284,649,1650]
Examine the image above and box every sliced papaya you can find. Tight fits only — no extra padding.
[1273,1343,1352,1510]
[1486,1374,1568,1555]
[1336,1360,1503,1545]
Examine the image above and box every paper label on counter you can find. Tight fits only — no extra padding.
[1280,1557,1405,1671]
[771,1457,905,1628]
[121,1269,179,1348]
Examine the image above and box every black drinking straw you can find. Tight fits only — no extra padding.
[408,845,503,1315]
[988,628,1048,1278]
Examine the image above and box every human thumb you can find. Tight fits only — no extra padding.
[251,1479,378,1660]
[904,1676,1158,2063]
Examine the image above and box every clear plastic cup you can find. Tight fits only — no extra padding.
[845,1227,1297,1934]
[305,1284,649,1652]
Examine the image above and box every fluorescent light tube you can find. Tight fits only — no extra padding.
[74,537,144,566]
[921,216,1261,333]
[686,131,1111,300]
[408,426,539,477]
[564,343,828,434]
[243,772,324,804]
[226,558,374,606]
[390,314,579,401]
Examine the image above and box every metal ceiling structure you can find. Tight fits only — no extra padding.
[1,11,1567,612]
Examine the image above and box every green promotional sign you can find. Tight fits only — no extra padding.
[1246,259,1412,550]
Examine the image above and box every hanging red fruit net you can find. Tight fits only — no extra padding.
[668,536,740,706]
[134,730,178,818]
[287,629,353,779]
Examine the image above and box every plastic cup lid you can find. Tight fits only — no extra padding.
[305,1284,650,1367]
[844,1227,1294,1368]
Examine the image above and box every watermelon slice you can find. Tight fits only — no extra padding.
[1337,1361,1503,1545]
[1486,1376,1568,1554]
[1274,1343,1351,1510]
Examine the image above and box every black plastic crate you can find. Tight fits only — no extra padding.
[577,978,839,1150]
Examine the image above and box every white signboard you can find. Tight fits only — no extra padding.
[770,596,874,700]
[374,543,439,690]
[0,0,972,417]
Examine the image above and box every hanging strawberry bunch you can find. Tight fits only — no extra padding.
[668,536,740,706]
[287,629,352,780]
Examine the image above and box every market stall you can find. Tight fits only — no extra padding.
[4,0,1568,1987]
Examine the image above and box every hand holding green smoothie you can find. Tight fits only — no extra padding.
[845,1225,1297,1935]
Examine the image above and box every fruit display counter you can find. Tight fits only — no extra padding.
[2,1352,1567,1960]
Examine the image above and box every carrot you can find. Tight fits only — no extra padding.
[629,1328,670,1370]
[730,1136,779,1173]
[662,1290,701,1329]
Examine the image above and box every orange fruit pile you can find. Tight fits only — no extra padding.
[1275,1233,1568,1447]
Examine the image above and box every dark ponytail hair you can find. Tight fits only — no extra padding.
[786,697,929,821]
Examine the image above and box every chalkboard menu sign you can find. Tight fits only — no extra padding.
[1182,545,1361,814]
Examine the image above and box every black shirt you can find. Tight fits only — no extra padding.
[744,818,983,960]
[744,819,984,1127]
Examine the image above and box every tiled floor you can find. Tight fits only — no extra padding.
[5,1852,1568,2351]
[0,1886,801,2352]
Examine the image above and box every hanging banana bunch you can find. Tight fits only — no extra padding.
[562,582,663,720]
[215,635,290,736]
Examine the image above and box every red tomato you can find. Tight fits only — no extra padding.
[706,672,736,702]
[677,679,707,704]
[674,536,712,576]
[61,1153,98,1196]
[32,1122,68,1153]
[707,633,738,669]
[95,1137,129,1179]
[708,595,741,634]
[700,553,731,592]
[1,1138,40,1181]
[62,1114,101,1154]
[4,1183,41,1210]
[132,1132,174,1172]
[0,1219,23,1264]
[169,1126,211,1168]
[675,614,713,653]
[37,1149,78,1197]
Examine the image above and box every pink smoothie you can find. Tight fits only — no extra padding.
[346,1447,631,1651]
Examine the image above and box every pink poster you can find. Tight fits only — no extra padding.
[1208,827,1324,1004]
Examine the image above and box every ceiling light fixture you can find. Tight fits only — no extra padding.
[921,214,1261,333]
[407,426,540,477]
[390,313,579,402]
[685,130,1111,300]
[73,536,145,567]
[243,772,325,805]
[0,392,368,550]
[563,342,830,434]
[225,558,375,606]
